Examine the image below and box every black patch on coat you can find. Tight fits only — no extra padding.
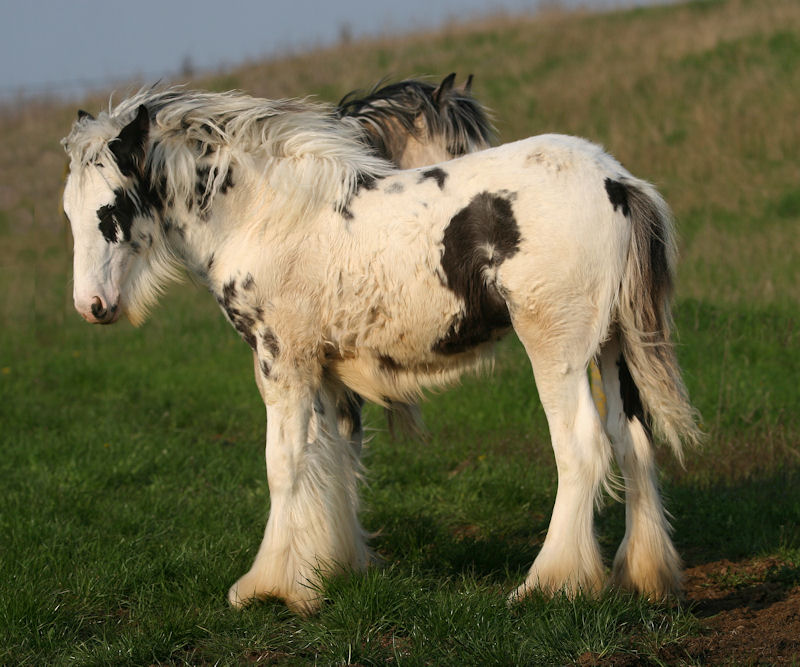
[261,329,280,358]
[193,165,233,216]
[355,172,379,194]
[97,204,119,243]
[141,172,166,216]
[385,182,405,195]
[242,274,255,291]
[96,188,139,243]
[195,166,214,213]
[217,279,258,350]
[233,315,258,351]
[152,172,170,209]
[378,355,403,372]
[258,329,280,379]
[419,167,447,190]
[605,178,630,217]
[434,191,521,354]
[618,355,652,438]
[222,279,236,307]
[96,139,169,244]
[206,254,215,272]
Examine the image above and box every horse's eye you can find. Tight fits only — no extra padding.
[97,204,117,227]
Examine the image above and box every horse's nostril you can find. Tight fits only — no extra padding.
[90,296,107,319]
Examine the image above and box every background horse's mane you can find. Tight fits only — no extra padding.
[64,87,397,226]
[337,77,495,162]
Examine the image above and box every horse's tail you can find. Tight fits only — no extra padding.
[613,177,702,461]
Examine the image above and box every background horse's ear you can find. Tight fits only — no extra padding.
[110,104,150,176]
[432,73,457,109]
[77,109,94,121]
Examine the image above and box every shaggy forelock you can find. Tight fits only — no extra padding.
[62,113,120,169]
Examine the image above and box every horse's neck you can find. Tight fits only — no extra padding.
[158,177,291,293]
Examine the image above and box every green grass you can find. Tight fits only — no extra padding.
[2,0,800,662]
[1,284,797,663]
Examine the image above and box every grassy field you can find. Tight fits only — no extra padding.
[1,0,799,663]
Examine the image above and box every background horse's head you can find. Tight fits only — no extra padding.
[337,73,495,169]
[62,104,171,326]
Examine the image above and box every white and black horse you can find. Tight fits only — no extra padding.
[62,88,701,613]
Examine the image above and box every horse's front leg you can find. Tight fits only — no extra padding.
[230,358,368,614]
[253,350,364,456]
[253,350,364,457]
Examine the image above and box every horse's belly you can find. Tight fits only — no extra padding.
[328,342,494,406]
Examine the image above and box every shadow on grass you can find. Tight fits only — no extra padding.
[669,467,800,566]
[370,511,539,584]
[366,466,800,593]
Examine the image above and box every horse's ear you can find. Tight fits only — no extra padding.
[110,104,150,176]
[77,109,94,121]
[432,72,456,109]
[462,74,474,94]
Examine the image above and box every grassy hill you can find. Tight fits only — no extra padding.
[1,0,799,663]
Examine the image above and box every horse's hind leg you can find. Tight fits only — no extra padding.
[510,313,613,600]
[599,334,681,599]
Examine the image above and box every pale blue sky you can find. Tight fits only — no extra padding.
[0,0,671,99]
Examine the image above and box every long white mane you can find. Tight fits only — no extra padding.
[63,87,397,227]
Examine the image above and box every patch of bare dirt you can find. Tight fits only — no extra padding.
[666,557,800,665]
[579,557,800,666]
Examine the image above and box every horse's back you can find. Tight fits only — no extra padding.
[432,134,634,272]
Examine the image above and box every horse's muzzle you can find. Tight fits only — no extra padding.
[87,295,120,325]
